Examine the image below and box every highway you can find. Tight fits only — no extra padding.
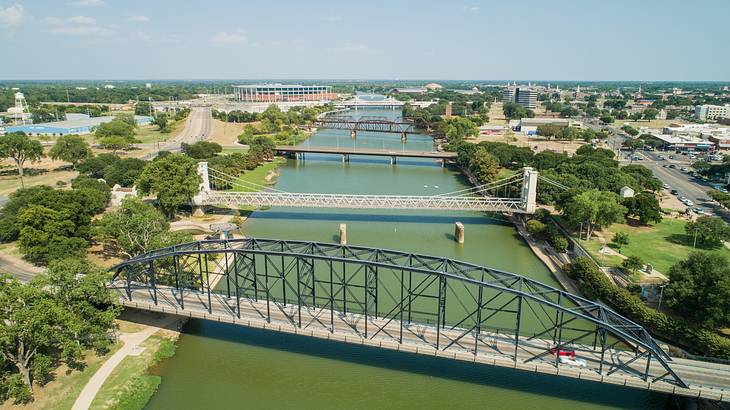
[141,106,213,159]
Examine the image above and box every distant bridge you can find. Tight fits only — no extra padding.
[274,145,456,164]
[335,97,405,109]
[193,164,539,214]
[109,238,730,401]
[315,115,415,138]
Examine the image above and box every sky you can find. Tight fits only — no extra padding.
[0,0,728,81]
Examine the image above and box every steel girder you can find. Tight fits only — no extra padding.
[110,238,686,388]
[315,116,414,134]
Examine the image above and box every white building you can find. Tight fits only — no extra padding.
[502,86,537,109]
[695,104,730,121]
[620,186,635,198]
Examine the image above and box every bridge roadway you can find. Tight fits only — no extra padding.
[275,145,457,160]
[117,285,730,402]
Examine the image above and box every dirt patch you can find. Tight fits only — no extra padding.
[264,169,279,182]
[471,133,591,155]
[208,119,249,147]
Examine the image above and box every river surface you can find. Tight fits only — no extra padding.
[146,104,667,409]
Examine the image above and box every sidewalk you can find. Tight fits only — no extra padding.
[71,315,183,410]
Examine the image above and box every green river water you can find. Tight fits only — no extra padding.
[145,106,668,409]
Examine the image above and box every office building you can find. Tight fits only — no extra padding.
[502,86,537,108]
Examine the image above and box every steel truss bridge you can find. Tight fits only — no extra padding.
[194,164,540,214]
[110,238,729,401]
[315,116,415,136]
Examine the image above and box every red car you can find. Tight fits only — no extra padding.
[550,347,576,358]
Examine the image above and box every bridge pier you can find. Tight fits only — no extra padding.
[342,154,350,163]
[454,222,465,244]
[401,132,407,142]
[351,129,357,139]
[390,156,396,165]
[339,224,347,245]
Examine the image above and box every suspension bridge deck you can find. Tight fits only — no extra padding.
[275,145,457,160]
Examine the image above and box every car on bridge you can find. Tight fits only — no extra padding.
[550,346,576,358]
[559,356,587,367]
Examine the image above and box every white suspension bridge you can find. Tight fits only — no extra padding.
[192,162,568,213]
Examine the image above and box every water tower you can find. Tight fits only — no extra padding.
[7,92,29,125]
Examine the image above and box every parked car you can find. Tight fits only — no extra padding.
[669,164,676,168]
[671,189,679,195]
[693,208,705,215]
[684,199,694,206]
[663,184,670,189]
[681,167,688,172]
[669,155,674,159]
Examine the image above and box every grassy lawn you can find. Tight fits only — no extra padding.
[580,218,730,273]
[231,158,284,192]
[134,119,185,144]
[0,170,78,197]
[221,146,249,155]
[0,345,122,410]
[89,335,175,410]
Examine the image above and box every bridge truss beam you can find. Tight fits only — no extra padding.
[111,238,686,389]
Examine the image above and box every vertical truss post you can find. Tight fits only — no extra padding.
[148,261,157,305]
[123,268,131,301]
[514,284,523,362]
[263,255,270,323]
[280,243,287,306]
[341,246,347,314]
[598,308,607,375]
[296,257,302,328]
[233,252,241,318]
[399,270,404,344]
[644,351,652,381]
[204,252,212,313]
[475,284,483,355]
[252,253,258,302]
[407,260,413,324]
[224,242,230,299]
[554,310,565,368]
[436,275,446,350]
[197,243,203,292]
[174,255,183,309]
[552,292,562,344]
[364,265,369,339]
[329,260,334,332]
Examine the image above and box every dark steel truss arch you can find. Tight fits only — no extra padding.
[110,238,686,388]
[315,116,415,134]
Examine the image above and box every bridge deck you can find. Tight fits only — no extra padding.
[275,146,457,159]
[118,286,729,402]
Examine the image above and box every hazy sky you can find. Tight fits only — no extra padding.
[0,0,728,81]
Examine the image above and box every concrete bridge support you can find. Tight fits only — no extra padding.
[339,224,347,245]
[351,130,357,139]
[342,154,350,163]
[192,162,211,216]
[401,132,407,142]
[521,167,539,214]
[390,156,396,165]
[454,222,465,244]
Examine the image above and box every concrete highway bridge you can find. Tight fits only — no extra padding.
[335,97,405,110]
[110,238,730,402]
[194,163,540,214]
[274,145,457,164]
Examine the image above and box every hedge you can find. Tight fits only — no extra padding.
[567,257,730,359]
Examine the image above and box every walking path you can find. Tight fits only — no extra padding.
[71,315,183,410]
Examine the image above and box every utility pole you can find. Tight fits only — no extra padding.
[657,284,666,311]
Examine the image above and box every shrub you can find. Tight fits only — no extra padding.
[525,219,546,236]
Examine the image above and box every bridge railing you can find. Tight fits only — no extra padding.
[111,238,686,389]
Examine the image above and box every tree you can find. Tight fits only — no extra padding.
[17,205,88,265]
[621,125,639,136]
[0,262,118,399]
[468,147,500,184]
[181,141,222,160]
[94,118,137,153]
[612,232,629,253]
[685,216,730,247]
[629,112,643,121]
[621,255,643,275]
[503,102,534,120]
[136,153,200,217]
[643,108,659,120]
[151,113,170,133]
[49,135,91,168]
[525,219,546,237]
[561,189,627,239]
[664,252,730,328]
[623,192,662,224]
[0,132,44,188]
[94,197,192,258]
[599,115,614,124]
[102,157,146,187]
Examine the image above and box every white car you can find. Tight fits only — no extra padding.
[559,356,587,367]
[684,199,694,206]
[663,184,670,189]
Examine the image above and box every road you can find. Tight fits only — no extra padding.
[0,252,43,282]
[141,106,213,160]
[629,150,730,222]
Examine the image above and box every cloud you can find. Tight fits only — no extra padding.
[464,5,480,12]
[210,29,247,44]
[0,3,24,27]
[69,0,105,6]
[44,15,112,36]
[128,14,150,23]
